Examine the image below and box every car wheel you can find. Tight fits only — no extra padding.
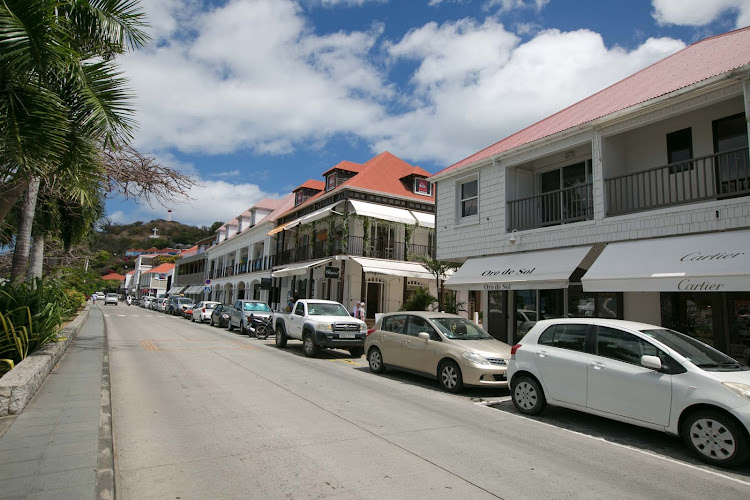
[209,317,214,326]
[511,375,547,416]
[367,348,385,373]
[682,409,750,467]
[439,360,463,393]
[227,319,234,331]
[349,347,364,358]
[275,325,288,348]
[191,316,195,322]
[303,333,319,358]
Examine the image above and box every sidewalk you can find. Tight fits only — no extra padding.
[0,306,111,500]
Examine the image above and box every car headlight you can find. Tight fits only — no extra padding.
[722,382,750,402]
[462,351,491,365]
[317,322,334,332]
[359,323,367,332]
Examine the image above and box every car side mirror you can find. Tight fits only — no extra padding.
[641,355,662,370]
[417,332,430,341]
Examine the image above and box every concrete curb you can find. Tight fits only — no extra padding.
[96,317,115,500]
[0,304,91,416]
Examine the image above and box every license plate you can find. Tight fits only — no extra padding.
[339,333,355,339]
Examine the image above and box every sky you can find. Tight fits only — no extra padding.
[106,0,750,228]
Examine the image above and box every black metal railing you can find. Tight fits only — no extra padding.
[606,147,749,216]
[275,235,435,265]
[507,183,593,231]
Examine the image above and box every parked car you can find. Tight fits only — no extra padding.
[96,292,106,301]
[227,300,272,335]
[508,318,750,467]
[155,298,168,313]
[209,304,231,328]
[273,299,367,357]
[104,293,118,306]
[516,309,538,336]
[192,301,220,323]
[166,296,193,316]
[366,312,512,393]
[141,296,156,309]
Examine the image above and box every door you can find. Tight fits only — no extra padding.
[379,314,408,367]
[487,291,507,343]
[586,326,672,426]
[288,301,306,338]
[232,300,242,325]
[401,315,439,374]
[366,282,381,319]
[713,113,748,196]
[532,323,590,407]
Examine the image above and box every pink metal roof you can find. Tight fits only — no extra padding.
[438,27,750,177]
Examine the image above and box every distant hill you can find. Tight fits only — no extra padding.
[89,219,222,275]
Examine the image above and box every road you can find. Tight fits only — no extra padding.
[104,304,750,499]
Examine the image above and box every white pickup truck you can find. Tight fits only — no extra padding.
[273,299,367,358]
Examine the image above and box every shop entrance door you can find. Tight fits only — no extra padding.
[487,291,508,343]
[366,282,381,319]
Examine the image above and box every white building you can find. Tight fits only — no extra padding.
[433,28,750,360]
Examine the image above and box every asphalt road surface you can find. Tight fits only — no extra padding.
[104,304,750,499]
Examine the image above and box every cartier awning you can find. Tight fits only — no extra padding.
[445,246,593,291]
[582,230,750,292]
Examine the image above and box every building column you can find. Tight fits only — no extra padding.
[744,80,750,142]
[592,129,605,221]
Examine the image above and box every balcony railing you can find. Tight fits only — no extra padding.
[606,147,749,216]
[207,255,274,279]
[275,235,435,266]
[507,183,594,231]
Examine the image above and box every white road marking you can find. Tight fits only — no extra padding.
[474,401,750,487]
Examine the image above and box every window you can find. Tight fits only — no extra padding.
[667,128,693,174]
[406,315,438,339]
[538,324,588,352]
[295,191,305,206]
[326,173,337,192]
[414,178,432,196]
[382,315,408,334]
[294,302,305,316]
[460,178,478,218]
[596,326,658,365]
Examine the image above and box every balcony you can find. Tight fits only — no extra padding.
[275,235,435,266]
[606,147,749,216]
[507,183,594,231]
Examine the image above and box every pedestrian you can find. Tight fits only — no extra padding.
[92,293,97,305]
[357,301,366,320]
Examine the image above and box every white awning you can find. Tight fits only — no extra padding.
[445,246,593,290]
[267,218,303,236]
[350,257,434,279]
[272,258,332,278]
[301,203,340,224]
[410,211,435,228]
[582,230,750,292]
[167,286,184,295]
[183,285,202,294]
[349,200,417,225]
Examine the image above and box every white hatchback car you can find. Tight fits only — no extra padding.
[508,318,750,467]
[192,301,220,323]
[104,293,118,306]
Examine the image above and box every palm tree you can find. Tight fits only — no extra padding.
[1,0,149,280]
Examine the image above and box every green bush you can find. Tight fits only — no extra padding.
[61,289,87,318]
[400,287,438,311]
[0,279,64,376]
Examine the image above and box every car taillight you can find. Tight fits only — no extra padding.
[202,308,206,313]
[510,344,521,358]
[366,328,376,336]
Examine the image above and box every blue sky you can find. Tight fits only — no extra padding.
[107,0,749,228]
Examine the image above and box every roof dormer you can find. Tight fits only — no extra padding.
[400,173,433,197]
[293,179,325,207]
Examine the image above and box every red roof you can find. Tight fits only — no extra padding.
[294,179,325,192]
[101,273,125,281]
[438,27,750,177]
[279,152,434,217]
[144,263,175,274]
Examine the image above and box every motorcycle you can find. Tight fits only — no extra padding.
[248,313,273,340]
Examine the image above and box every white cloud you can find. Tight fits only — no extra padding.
[652,0,750,29]
[109,179,282,227]
[373,25,685,164]
[485,0,550,12]
[307,0,387,6]
[125,0,389,155]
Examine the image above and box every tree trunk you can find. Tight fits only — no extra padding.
[0,177,28,226]
[10,177,41,282]
[27,233,45,280]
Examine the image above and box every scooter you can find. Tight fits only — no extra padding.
[248,314,273,340]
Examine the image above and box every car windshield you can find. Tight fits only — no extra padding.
[432,318,492,340]
[243,302,270,312]
[520,311,537,321]
[640,329,742,368]
[204,303,217,309]
[307,303,350,316]
[178,298,192,304]
[106,294,117,298]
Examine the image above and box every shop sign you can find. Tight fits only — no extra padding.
[481,267,536,277]
[324,266,340,279]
